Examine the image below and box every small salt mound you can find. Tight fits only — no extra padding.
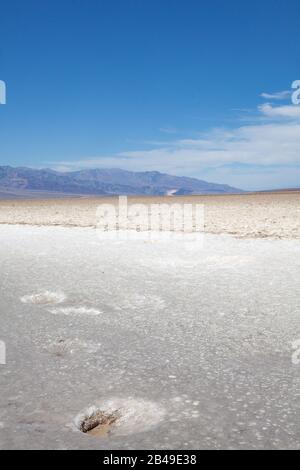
[48,306,101,316]
[75,407,120,437]
[74,398,166,437]
[21,291,66,305]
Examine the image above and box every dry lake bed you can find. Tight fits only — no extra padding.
[0,193,300,449]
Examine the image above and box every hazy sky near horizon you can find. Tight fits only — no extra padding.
[0,0,300,190]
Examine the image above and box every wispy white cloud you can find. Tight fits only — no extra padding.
[50,98,300,190]
[260,90,291,100]
[259,103,300,118]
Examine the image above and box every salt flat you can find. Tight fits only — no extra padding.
[0,224,300,449]
[0,192,300,238]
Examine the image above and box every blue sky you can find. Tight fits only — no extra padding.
[0,0,300,190]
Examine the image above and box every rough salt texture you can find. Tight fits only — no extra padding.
[0,225,300,449]
[0,192,299,239]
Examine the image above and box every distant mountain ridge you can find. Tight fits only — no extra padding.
[0,166,243,197]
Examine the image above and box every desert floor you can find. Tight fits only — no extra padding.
[0,193,300,449]
[0,192,299,238]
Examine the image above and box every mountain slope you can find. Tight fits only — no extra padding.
[0,166,243,197]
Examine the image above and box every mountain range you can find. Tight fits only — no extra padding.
[0,166,243,198]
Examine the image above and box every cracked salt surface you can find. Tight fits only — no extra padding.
[48,306,101,316]
[44,338,101,357]
[20,291,66,305]
[1,225,300,449]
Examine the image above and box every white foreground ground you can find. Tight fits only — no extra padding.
[0,225,300,449]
